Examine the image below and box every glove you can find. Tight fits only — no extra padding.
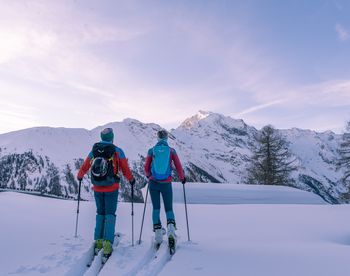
[181,177,186,185]
[77,176,83,182]
[130,178,136,186]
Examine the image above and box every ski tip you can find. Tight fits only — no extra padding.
[155,243,161,250]
[102,255,110,264]
[168,236,176,256]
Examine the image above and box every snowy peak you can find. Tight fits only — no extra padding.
[179,110,247,131]
[180,110,212,129]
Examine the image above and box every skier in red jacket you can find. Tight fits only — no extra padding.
[77,128,135,258]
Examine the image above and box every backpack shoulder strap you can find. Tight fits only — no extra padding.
[91,142,100,158]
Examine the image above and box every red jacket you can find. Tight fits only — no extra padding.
[77,143,134,192]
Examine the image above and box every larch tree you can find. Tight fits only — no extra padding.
[247,125,297,185]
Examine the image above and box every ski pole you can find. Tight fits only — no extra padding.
[182,182,191,241]
[74,180,82,238]
[131,181,135,246]
[138,183,149,245]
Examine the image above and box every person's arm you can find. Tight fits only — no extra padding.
[144,149,153,179]
[116,148,134,182]
[77,152,93,180]
[171,149,185,182]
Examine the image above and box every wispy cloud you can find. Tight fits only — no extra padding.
[0,1,148,87]
[289,79,350,108]
[235,100,285,117]
[335,23,349,42]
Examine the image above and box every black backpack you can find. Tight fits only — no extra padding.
[90,143,120,186]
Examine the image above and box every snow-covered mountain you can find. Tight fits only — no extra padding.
[0,111,345,203]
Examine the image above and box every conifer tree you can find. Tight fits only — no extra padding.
[247,125,296,185]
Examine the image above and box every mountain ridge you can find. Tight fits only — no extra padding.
[0,111,346,203]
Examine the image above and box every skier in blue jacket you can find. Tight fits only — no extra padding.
[144,130,186,250]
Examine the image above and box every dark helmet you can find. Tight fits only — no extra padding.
[157,129,168,140]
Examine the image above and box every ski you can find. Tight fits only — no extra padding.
[101,251,111,265]
[155,241,162,251]
[153,241,163,259]
[168,234,176,256]
[153,226,166,257]
[100,233,122,269]
[86,233,121,270]
[86,245,98,268]
[86,242,104,268]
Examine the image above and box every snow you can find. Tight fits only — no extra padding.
[0,127,94,166]
[171,182,326,204]
[179,110,212,129]
[2,183,350,276]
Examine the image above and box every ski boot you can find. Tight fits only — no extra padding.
[102,240,113,263]
[94,239,103,255]
[153,223,166,250]
[167,219,177,255]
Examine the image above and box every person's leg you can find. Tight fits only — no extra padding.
[160,183,176,241]
[149,181,161,225]
[160,182,175,223]
[94,192,105,242]
[149,181,164,244]
[103,189,119,244]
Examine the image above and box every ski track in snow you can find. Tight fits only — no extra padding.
[7,236,178,276]
[82,233,123,276]
[99,236,177,276]
[83,249,104,276]
[133,241,171,276]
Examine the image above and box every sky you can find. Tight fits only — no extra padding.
[0,0,350,134]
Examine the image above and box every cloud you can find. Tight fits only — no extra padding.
[0,1,147,86]
[240,79,350,115]
[288,79,350,108]
[335,23,349,42]
[234,99,286,117]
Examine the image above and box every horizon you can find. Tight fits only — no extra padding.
[0,110,345,135]
[1,1,350,134]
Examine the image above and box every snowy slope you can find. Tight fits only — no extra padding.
[282,128,342,202]
[0,120,160,165]
[0,111,346,202]
[0,119,164,201]
[172,111,256,184]
[3,185,350,276]
[171,182,326,204]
